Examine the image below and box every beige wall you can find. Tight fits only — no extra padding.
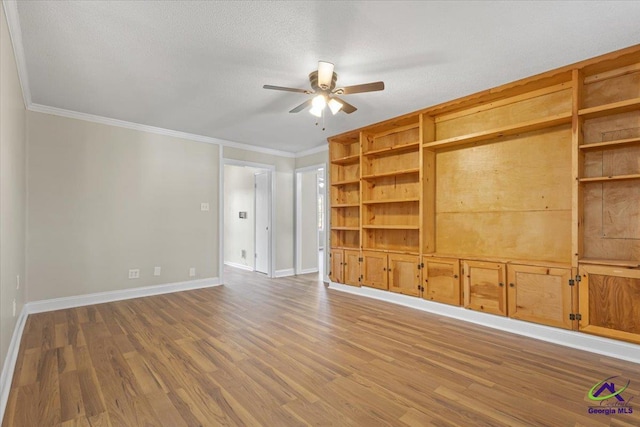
[295,149,327,169]
[0,5,27,376]
[224,165,261,269]
[27,112,220,301]
[223,146,295,273]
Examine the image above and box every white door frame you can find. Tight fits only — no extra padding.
[254,171,270,275]
[295,163,327,278]
[220,158,276,282]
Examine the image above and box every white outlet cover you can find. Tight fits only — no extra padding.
[189,267,196,277]
[154,266,161,276]
[201,202,209,211]
[129,269,140,279]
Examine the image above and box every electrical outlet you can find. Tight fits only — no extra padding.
[154,266,161,276]
[200,202,209,211]
[189,267,196,277]
[12,299,16,317]
[16,274,20,290]
[128,269,140,279]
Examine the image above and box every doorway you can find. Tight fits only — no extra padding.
[295,164,327,279]
[222,160,274,277]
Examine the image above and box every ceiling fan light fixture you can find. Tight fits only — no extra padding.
[317,61,334,89]
[312,94,327,109]
[309,106,323,117]
[328,98,343,115]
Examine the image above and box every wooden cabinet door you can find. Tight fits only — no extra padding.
[343,250,361,286]
[507,264,572,329]
[361,251,388,290]
[463,260,507,316]
[388,254,420,296]
[579,265,640,344]
[329,249,344,283]
[423,257,461,306]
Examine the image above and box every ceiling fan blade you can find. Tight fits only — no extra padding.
[263,85,311,94]
[317,61,335,89]
[289,98,313,113]
[333,97,357,114]
[336,81,385,95]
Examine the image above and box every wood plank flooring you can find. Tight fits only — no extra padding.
[3,267,640,426]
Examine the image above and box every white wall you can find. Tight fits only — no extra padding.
[300,170,319,273]
[26,111,220,301]
[0,4,27,377]
[223,146,295,274]
[224,165,262,270]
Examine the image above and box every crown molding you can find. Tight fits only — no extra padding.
[28,103,301,158]
[2,0,31,107]
[295,143,328,157]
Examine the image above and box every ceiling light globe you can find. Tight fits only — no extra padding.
[312,94,326,109]
[328,98,343,115]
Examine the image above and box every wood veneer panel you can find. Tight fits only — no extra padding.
[437,210,572,263]
[588,273,640,335]
[436,89,571,140]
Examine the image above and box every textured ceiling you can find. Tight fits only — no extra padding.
[14,1,640,154]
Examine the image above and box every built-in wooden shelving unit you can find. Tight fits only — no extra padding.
[328,43,640,345]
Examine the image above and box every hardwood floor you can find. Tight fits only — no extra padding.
[3,267,640,426]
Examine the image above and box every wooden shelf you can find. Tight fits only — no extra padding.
[363,141,419,157]
[331,178,359,186]
[579,136,640,151]
[579,258,640,268]
[578,97,640,119]
[579,174,640,183]
[330,245,360,250]
[331,226,360,231]
[362,198,419,205]
[361,168,420,180]
[331,203,360,208]
[362,225,419,230]
[331,154,360,165]
[423,112,572,149]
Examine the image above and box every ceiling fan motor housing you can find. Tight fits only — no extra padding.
[309,70,338,92]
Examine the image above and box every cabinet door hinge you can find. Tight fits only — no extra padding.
[569,278,575,286]
[576,274,582,283]
[358,257,363,262]
[569,313,582,321]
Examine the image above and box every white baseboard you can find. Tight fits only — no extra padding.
[0,305,29,424]
[275,268,295,278]
[298,267,319,275]
[27,277,220,314]
[224,261,254,272]
[329,282,640,364]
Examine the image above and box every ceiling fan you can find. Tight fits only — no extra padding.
[263,61,384,116]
